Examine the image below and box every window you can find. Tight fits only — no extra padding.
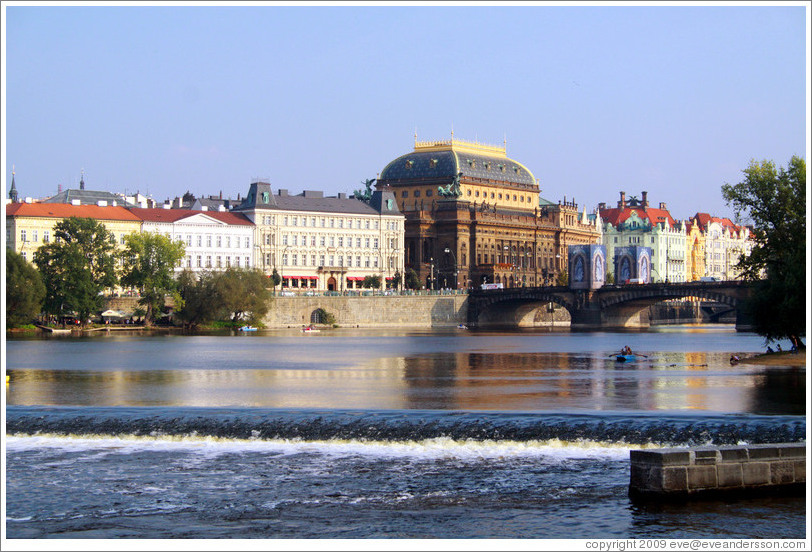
[320,236,326,246]
[43,231,50,243]
[226,236,231,248]
[186,234,192,246]
[283,216,289,226]
[265,253,271,266]
[282,235,289,246]
[282,254,288,266]
[197,255,202,268]
[292,217,298,226]
[206,256,212,268]
[338,256,344,267]
[338,237,344,247]
[356,255,361,267]
[32,230,38,242]
[292,254,298,266]
[373,239,378,249]
[187,256,192,268]
[365,257,370,268]
[20,229,26,242]
[329,236,335,247]
[311,254,316,266]
[245,237,250,248]
[330,219,335,228]
[365,238,370,248]
[207,235,212,247]
[329,255,334,266]
[311,236,316,246]
[245,256,250,268]
[339,219,344,228]
[216,256,222,268]
[319,255,325,266]
[402,191,408,198]
[356,237,361,247]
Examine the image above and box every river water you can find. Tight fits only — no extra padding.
[3,325,807,541]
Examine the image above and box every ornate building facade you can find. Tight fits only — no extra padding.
[376,136,601,289]
[232,182,405,292]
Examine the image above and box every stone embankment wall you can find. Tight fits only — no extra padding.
[264,295,469,328]
[629,443,806,500]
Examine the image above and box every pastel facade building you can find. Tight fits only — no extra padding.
[690,213,752,281]
[232,182,405,292]
[6,203,142,263]
[599,192,687,283]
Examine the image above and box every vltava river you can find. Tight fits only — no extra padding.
[4,325,806,539]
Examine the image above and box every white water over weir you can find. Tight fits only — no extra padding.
[629,443,806,500]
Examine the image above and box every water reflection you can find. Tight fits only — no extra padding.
[6,350,803,414]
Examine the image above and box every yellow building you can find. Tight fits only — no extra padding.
[685,218,705,282]
[6,202,142,262]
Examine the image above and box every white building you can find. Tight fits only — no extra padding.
[129,207,255,273]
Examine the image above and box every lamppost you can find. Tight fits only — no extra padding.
[430,257,434,291]
[503,245,517,287]
[443,247,457,290]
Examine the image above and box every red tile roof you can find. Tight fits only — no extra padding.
[6,202,141,221]
[599,206,676,228]
[128,208,253,226]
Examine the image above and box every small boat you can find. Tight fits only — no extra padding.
[238,325,258,332]
[614,354,636,362]
[457,324,468,330]
[302,326,320,333]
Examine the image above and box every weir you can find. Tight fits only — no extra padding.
[629,443,806,500]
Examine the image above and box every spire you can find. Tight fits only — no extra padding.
[9,165,19,203]
[80,168,85,190]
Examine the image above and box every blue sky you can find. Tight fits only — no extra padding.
[3,2,808,221]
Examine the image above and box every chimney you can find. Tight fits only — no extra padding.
[278,189,288,197]
[219,190,223,199]
[598,202,606,210]
[659,202,667,210]
[619,191,626,208]
[642,191,648,208]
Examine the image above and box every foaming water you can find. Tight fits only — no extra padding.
[4,329,806,539]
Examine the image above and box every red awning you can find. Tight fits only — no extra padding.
[347,276,364,281]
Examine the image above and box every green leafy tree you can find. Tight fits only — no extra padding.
[556,270,568,287]
[605,272,615,285]
[6,248,46,327]
[174,270,219,329]
[34,217,118,325]
[391,270,402,290]
[120,232,187,325]
[404,268,421,290]
[361,275,382,289]
[270,268,281,291]
[721,156,806,348]
[213,267,272,324]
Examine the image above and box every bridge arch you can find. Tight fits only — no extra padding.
[468,288,575,328]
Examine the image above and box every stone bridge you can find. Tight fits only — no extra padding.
[467,281,754,330]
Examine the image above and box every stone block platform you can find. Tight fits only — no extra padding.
[629,443,806,500]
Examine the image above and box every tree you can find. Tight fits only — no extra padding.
[556,270,569,287]
[6,248,46,327]
[269,268,281,292]
[404,268,421,290]
[34,217,118,325]
[721,156,806,348]
[174,270,219,329]
[391,270,402,290]
[120,232,187,325]
[212,267,272,324]
[361,275,381,289]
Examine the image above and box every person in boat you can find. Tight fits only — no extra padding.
[730,354,740,364]
[621,345,632,356]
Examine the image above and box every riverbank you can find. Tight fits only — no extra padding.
[738,351,806,367]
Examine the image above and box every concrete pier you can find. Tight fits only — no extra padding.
[629,443,806,500]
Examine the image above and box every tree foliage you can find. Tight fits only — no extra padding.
[34,217,118,324]
[120,232,187,324]
[213,267,272,324]
[174,270,219,329]
[269,268,281,290]
[721,156,806,346]
[391,270,402,290]
[404,268,421,290]
[6,248,46,327]
[361,275,381,289]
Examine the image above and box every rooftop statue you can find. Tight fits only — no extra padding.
[353,178,376,202]
[438,172,463,198]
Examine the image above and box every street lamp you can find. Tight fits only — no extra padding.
[443,247,458,290]
[430,257,434,291]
